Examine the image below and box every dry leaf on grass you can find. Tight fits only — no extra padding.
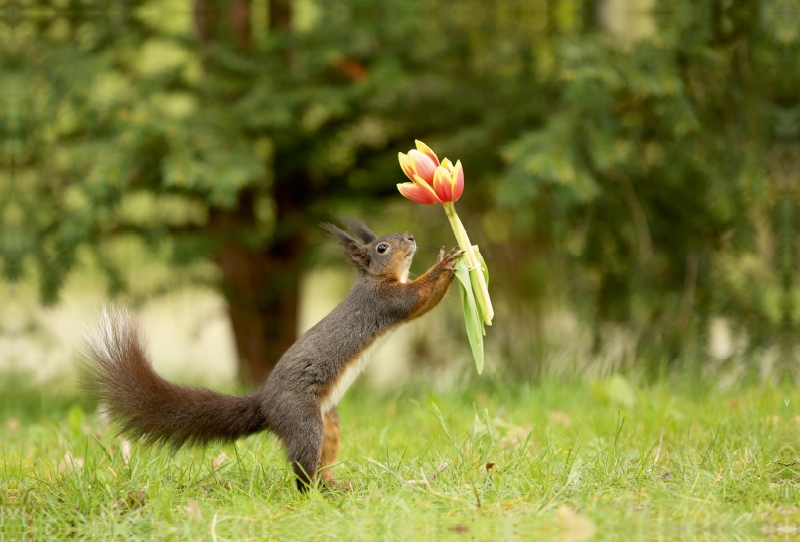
[127,489,147,509]
[549,411,572,426]
[500,424,532,450]
[6,418,20,436]
[58,451,84,472]
[557,505,596,542]
[211,452,227,472]
[185,500,202,521]
[407,461,449,484]
[112,488,148,511]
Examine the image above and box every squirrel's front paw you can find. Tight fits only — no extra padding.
[437,246,465,271]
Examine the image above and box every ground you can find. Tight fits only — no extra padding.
[0,374,795,541]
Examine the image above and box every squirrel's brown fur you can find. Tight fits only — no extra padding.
[82,220,462,490]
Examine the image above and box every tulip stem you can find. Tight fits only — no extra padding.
[443,203,494,326]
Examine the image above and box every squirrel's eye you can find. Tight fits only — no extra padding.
[377,244,388,254]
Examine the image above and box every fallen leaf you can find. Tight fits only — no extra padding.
[409,461,450,484]
[557,505,596,542]
[211,452,227,472]
[58,451,84,472]
[185,500,201,521]
[126,489,147,509]
[431,461,449,480]
[549,411,572,426]
[485,462,495,472]
[6,418,20,436]
[500,425,532,449]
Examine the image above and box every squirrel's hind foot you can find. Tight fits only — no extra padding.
[322,478,354,492]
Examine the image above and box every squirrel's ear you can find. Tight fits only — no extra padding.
[340,218,378,243]
[344,242,370,269]
[321,223,371,269]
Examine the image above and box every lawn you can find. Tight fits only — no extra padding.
[0,374,794,541]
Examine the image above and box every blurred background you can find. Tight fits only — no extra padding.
[1,0,797,389]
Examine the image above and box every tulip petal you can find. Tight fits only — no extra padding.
[451,160,464,201]
[414,140,440,167]
[412,174,445,203]
[408,150,437,184]
[441,157,455,172]
[397,182,439,205]
[398,153,416,181]
[432,165,454,202]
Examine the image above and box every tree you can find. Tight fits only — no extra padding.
[4,0,796,384]
[499,0,799,379]
[3,0,545,384]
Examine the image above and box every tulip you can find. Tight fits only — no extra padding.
[433,158,464,203]
[397,142,442,205]
[398,141,466,205]
[396,140,494,329]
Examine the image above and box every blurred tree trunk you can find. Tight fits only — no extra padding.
[210,191,307,386]
[196,0,306,385]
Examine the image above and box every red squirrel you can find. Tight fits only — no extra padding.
[82,220,463,490]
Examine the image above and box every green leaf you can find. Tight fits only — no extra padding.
[472,245,490,335]
[454,255,484,373]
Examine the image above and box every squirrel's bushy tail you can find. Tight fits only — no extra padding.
[82,306,267,448]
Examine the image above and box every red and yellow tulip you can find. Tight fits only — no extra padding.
[397,140,493,331]
[397,141,464,205]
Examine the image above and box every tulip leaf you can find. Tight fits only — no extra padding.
[472,245,489,335]
[474,246,489,285]
[454,255,484,374]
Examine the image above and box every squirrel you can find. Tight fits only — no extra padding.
[82,219,463,490]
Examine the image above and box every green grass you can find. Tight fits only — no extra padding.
[0,374,796,541]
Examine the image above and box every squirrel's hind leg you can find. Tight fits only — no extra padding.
[276,399,324,491]
[320,408,341,483]
[288,434,323,491]
[320,408,352,490]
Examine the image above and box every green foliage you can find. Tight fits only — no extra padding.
[1,0,541,290]
[498,0,799,377]
[454,253,485,374]
[2,0,797,378]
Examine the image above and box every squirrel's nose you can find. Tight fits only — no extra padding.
[406,234,415,243]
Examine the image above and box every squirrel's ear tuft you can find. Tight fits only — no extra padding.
[340,218,378,243]
[321,222,357,247]
[321,222,371,269]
